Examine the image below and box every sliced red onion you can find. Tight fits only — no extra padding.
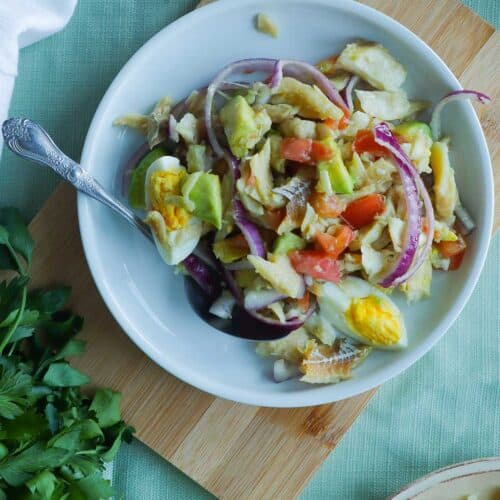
[168,114,179,143]
[120,142,150,197]
[373,123,422,287]
[205,58,350,157]
[246,303,314,330]
[220,265,244,304]
[280,59,350,113]
[430,89,491,140]
[244,289,287,310]
[233,199,266,258]
[269,60,284,90]
[340,75,359,113]
[394,172,435,285]
[455,204,476,235]
[183,254,222,299]
[221,260,314,332]
[224,259,254,271]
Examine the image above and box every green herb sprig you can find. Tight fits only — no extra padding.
[0,208,134,499]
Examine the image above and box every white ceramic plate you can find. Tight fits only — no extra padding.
[78,0,493,407]
[390,457,500,499]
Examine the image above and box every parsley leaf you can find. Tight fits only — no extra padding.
[0,208,134,498]
[90,389,121,429]
[42,363,90,388]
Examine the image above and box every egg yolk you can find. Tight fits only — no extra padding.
[345,296,401,345]
[150,170,189,230]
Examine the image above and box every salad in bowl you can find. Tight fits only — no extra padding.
[114,41,489,385]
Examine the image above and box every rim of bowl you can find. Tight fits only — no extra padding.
[389,457,500,499]
[78,0,494,407]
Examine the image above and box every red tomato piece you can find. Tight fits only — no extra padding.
[309,191,346,218]
[353,129,389,157]
[437,237,466,258]
[448,250,465,270]
[289,250,342,283]
[281,138,312,163]
[315,225,355,259]
[341,194,385,229]
[310,141,334,162]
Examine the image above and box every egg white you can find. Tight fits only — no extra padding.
[145,156,202,265]
[317,276,407,350]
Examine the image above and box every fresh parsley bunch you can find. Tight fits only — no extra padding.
[0,208,134,499]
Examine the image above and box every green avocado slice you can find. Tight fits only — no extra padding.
[128,147,167,209]
[273,233,306,255]
[183,172,222,229]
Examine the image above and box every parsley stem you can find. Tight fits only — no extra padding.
[6,241,27,277]
[0,286,27,354]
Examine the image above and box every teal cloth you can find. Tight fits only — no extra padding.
[1,1,498,498]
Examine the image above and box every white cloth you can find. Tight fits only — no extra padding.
[0,0,77,155]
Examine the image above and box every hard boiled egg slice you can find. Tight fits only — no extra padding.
[144,156,202,265]
[316,276,407,350]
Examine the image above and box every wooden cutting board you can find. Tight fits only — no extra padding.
[26,1,498,499]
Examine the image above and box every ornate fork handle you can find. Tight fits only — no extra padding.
[2,118,153,242]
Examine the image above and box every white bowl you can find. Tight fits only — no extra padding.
[390,457,500,499]
[78,0,493,407]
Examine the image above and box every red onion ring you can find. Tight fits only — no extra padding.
[340,75,359,113]
[204,58,350,157]
[430,89,491,140]
[205,59,279,157]
[183,254,222,299]
[269,60,284,90]
[244,289,287,310]
[233,199,266,258]
[280,59,350,113]
[373,123,422,287]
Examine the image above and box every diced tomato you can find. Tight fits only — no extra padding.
[281,138,312,163]
[338,114,350,130]
[264,208,286,230]
[323,118,337,130]
[315,225,355,259]
[324,113,350,131]
[341,194,385,229]
[353,129,389,157]
[281,138,334,164]
[437,237,466,258]
[289,250,342,283]
[309,191,345,218]
[448,250,465,270]
[296,290,310,313]
[310,141,334,162]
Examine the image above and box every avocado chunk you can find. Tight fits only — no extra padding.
[394,121,432,141]
[273,233,306,255]
[128,147,167,209]
[219,95,271,158]
[182,172,222,229]
[316,138,354,194]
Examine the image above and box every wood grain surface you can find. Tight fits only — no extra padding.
[25,1,498,499]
